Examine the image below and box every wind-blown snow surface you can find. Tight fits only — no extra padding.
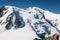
[0,25,38,40]
[0,5,60,40]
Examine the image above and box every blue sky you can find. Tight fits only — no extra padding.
[0,0,60,14]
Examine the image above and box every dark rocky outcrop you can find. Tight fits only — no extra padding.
[33,38,41,40]
[0,8,3,17]
[45,33,59,40]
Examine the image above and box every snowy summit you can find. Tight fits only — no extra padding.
[0,5,60,40]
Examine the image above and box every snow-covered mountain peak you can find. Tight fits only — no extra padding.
[26,7,44,13]
[0,5,60,40]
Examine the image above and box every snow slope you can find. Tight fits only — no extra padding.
[0,5,60,40]
[0,24,38,40]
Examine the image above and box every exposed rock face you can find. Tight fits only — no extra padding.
[33,34,59,40]
[45,33,59,40]
[52,33,59,40]
[33,38,41,40]
[0,6,25,30]
[0,9,3,17]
